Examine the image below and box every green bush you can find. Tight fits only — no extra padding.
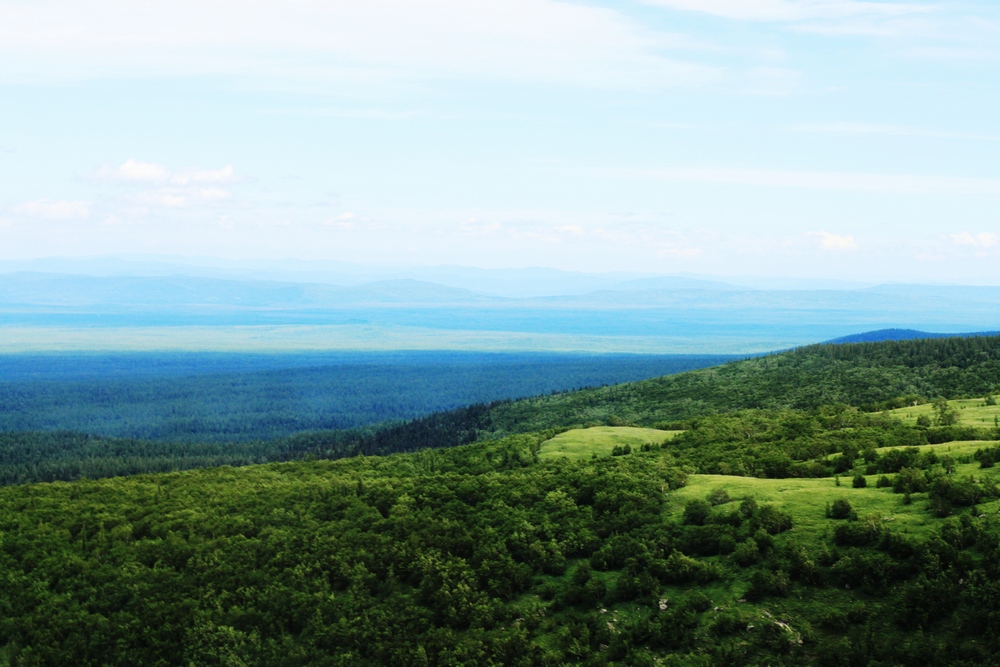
[745,568,790,601]
[683,499,712,526]
[707,487,732,506]
[827,498,854,520]
[733,539,759,567]
[834,516,884,546]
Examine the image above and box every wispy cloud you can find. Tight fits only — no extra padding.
[10,199,91,220]
[97,160,236,185]
[809,231,858,250]
[952,231,998,248]
[0,0,724,89]
[171,166,236,186]
[601,166,1000,195]
[97,159,170,183]
[93,160,238,210]
[790,122,1000,141]
[642,0,931,23]
[642,0,998,46]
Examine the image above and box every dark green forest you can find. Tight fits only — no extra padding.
[5,337,1000,486]
[5,336,1000,664]
[0,352,736,442]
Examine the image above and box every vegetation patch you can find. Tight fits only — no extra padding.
[888,396,1000,428]
[539,426,682,460]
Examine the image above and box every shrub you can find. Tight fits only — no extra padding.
[683,499,711,526]
[745,568,789,601]
[711,609,748,637]
[752,504,794,535]
[827,498,854,520]
[876,475,892,488]
[684,590,713,613]
[679,524,735,556]
[733,539,759,567]
[707,488,731,506]
[831,550,896,589]
[834,516,883,546]
[853,474,867,489]
[752,528,774,553]
[893,467,928,494]
[659,549,718,584]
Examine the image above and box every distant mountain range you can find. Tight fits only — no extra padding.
[826,328,1000,344]
[0,254,873,297]
[1,259,999,353]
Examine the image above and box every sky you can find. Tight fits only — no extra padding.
[1,0,998,283]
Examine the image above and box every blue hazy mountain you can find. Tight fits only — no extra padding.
[826,328,1000,344]
[2,265,1000,350]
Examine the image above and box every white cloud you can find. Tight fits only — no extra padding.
[196,187,232,201]
[602,166,1000,195]
[172,165,236,185]
[791,122,1000,141]
[809,231,858,250]
[102,158,170,182]
[952,231,999,248]
[135,187,232,208]
[0,0,723,89]
[643,0,931,23]
[11,199,91,220]
[93,160,238,210]
[98,160,236,185]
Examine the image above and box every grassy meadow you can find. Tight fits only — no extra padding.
[888,397,1000,428]
[539,426,684,460]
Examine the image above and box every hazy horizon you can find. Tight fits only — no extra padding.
[2,0,998,284]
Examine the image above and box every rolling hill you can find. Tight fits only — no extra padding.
[4,336,1000,664]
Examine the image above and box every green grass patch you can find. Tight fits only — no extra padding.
[875,439,1000,459]
[667,471,991,546]
[539,426,682,460]
[888,397,1000,427]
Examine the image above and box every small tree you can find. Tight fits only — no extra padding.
[853,474,867,489]
[683,499,711,526]
[827,498,854,520]
[933,397,959,427]
[707,488,731,506]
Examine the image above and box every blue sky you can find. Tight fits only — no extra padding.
[1,0,998,282]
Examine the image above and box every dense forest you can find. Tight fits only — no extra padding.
[418,334,1000,441]
[5,336,1000,664]
[5,417,1000,664]
[4,337,1000,486]
[0,352,736,442]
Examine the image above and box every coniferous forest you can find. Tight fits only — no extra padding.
[6,337,1000,664]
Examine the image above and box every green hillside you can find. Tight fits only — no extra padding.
[477,335,1000,436]
[6,336,1000,664]
[4,421,1000,665]
[9,335,1000,487]
[539,427,683,460]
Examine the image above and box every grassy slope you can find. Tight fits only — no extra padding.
[539,427,683,460]
[888,398,1000,428]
